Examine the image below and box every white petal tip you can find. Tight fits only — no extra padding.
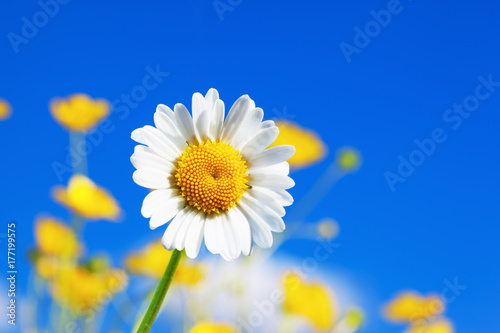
[186,252,198,259]
[283,145,296,157]
[156,104,171,112]
[131,128,142,141]
[162,241,175,251]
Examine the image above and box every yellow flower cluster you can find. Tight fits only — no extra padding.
[283,272,336,331]
[384,291,453,333]
[52,174,121,221]
[51,265,127,316]
[125,241,205,286]
[35,216,80,258]
[50,94,110,132]
[26,92,130,325]
[271,121,326,168]
[384,291,444,322]
[33,217,127,315]
[33,216,80,280]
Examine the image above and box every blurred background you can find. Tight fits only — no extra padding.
[1,0,499,332]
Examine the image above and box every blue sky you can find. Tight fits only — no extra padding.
[1,0,499,332]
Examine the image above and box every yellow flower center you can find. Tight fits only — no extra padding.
[175,140,248,214]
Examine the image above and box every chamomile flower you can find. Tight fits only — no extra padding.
[131,89,295,261]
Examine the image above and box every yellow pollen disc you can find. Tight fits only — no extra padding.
[175,140,249,214]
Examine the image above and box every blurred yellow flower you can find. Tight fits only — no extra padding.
[384,291,444,323]
[317,218,339,240]
[84,255,110,273]
[50,93,110,132]
[407,319,454,333]
[190,321,238,333]
[0,98,12,120]
[336,147,361,172]
[35,256,63,280]
[344,308,364,329]
[283,272,336,331]
[270,121,326,168]
[52,174,121,221]
[50,265,127,316]
[35,216,80,257]
[125,241,205,285]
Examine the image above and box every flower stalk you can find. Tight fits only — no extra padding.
[136,249,182,332]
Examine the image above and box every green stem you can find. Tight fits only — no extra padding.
[69,131,88,176]
[136,249,182,333]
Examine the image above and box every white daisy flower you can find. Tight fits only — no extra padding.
[131,89,295,261]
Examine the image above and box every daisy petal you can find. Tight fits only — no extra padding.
[229,207,252,256]
[213,215,227,255]
[149,196,185,229]
[253,186,294,207]
[154,111,187,151]
[192,92,205,122]
[132,168,170,189]
[204,88,219,112]
[242,194,285,232]
[174,209,197,251]
[156,104,175,121]
[131,128,144,143]
[185,212,205,259]
[232,108,264,150]
[249,161,290,176]
[203,214,220,254]
[134,126,179,161]
[259,120,275,130]
[220,213,240,260]
[247,188,286,217]
[240,126,279,157]
[238,201,273,248]
[131,145,174,173]
[194,110,210,142]
[174,103,196,144]
[162,207,190,250]
[141,188,177,218]
[210,99,225,140]
[249,173,295,190]
[222,95,255,143]
[249,145,296,169]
